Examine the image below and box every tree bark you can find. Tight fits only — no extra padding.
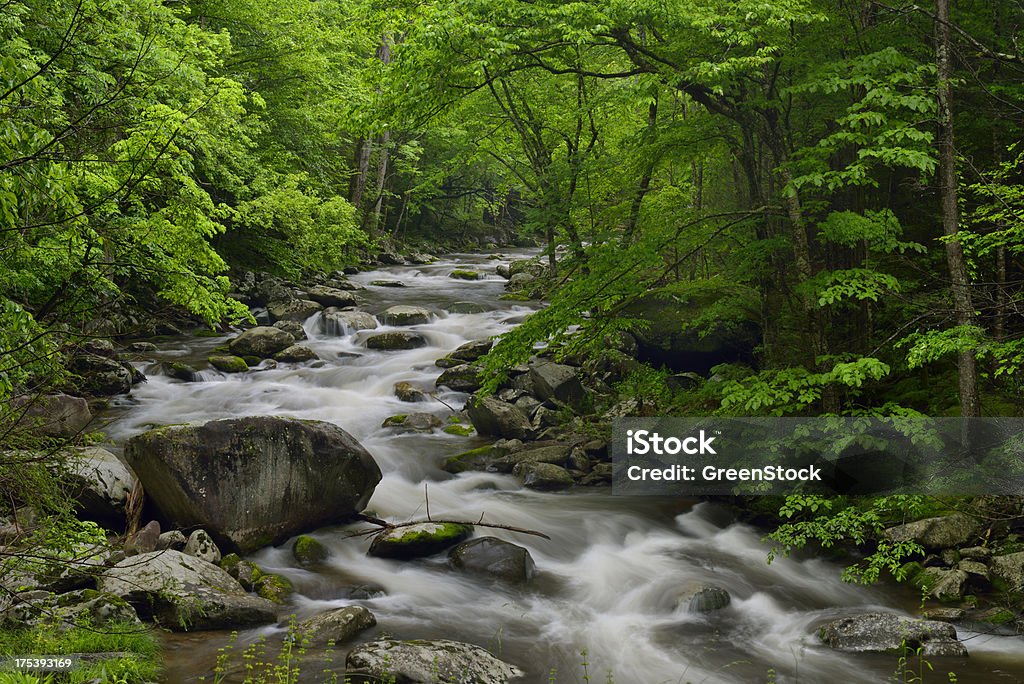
[936,0,981,418]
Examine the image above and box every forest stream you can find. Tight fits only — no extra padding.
[96,251,1024,684]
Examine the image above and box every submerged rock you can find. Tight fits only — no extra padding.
[368,522,473,560]
[346,639,523,684]
[676,582,731,613]
[123,417,381,553]
[819,613,967,657]
[448,537,536,583]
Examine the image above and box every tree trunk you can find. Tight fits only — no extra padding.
[936,0,981,418]
[350,138,372,209]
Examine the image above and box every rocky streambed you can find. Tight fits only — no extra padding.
[13,249,1024,683]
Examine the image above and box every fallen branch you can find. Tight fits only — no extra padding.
[349,513,551,541]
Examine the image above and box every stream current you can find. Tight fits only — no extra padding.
[100,250,1024,683]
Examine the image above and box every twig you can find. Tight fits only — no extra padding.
[350,513,551,540]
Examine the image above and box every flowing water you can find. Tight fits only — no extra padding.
[100,250,1024,683]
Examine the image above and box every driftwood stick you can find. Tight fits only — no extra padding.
[350,513,551,540]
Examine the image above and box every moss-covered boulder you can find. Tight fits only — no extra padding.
[368,523,473,560]
[209,355,248,373]
[381,413,443,432]
[255,573,294,604]
[449,270,480,281]
[123,417,381,553]
[293,535,329,566]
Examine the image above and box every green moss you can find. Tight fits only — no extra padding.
[442,444,499,473]
[382,414,408,427]
[443,424,475,436]
[242,355,262,366]
[256,573,294,604]
[449,269,480,280]
[292,535,329,565]
[985,608,1016,625]
[209,355,248,373]
[220,553,242,573]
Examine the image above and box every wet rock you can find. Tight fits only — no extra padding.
[377,252,404,265]
[449,269,480,280]
[157,530,188,551]
[958,559,989,580]
[448,301,490,314]
[508,259,544,278]
[394,381,427,402]
[495,264,511,279]
[365,332,428,350]
[513,462,573,490]
[98,550,276,631]
[991,552,1024,592]
[292,535,329,566]
[436,364,481,393]
[268,298,322,322]
[507,272,537,292]
[368,523,473,560]
[305,285,358,308]
[924,607,966,622]
[917,567,968,602]
[65,446,137,527]
[449,339,493,362]
[382,413,443,432]
[0,589,140,630]
[273,320,307,341]
[819,613,967,657]
[528,361,586,410]
[162,362,202,382]
[407,253,436,265]
[124,520,161,556]
[369,279,406,288]
[70,353,133,396]
[273,344,317,363]
[380,305,433,326]
[346,639,523,684]
[442,444,510,474]
[184,529,222,565]
[883,514,981,550]
[123,417,381,553]
[229,326,295,358]
[321,309,377,335]
[209,355,248,373]
[299,605,376,647]
[676,582,731,613]
[12,394,92,439]
[449,537,536,583]
[959,546,992,561]
[255,573,294,604]
[466,397,533,440]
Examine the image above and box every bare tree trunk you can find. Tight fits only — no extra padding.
[936,0,980,417]
[350,138,372,209]
[368,37,393,236]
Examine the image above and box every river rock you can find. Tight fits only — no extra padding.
[508,259,544,278]
[676,581,731,613]
[883,514,981,550]
[513,462,573,490]
[0,589,140,630]
[436,364,481,392]
[488,444,573,474]
[377,251,404,265]
[97,550,277,631]
[448,301,490,314]
[293,535,329,566]
[157,530,188,551]
[184,529,222,564]
[394,381,427,402]
[990,552,1024,592]
[321,309,378,335]
[229,327,295,358]
[305,285,358,308]
[529,361,586,410]
[273,319,307,340]
[162,362,202,382]
[256,573,294,603]
[916,567,968,602]
[268,298,322,322]
[65,446,137,526]
[496,264,511,279]
[274,344,317,363]
[449,269,480,280]
[346,639,524,684]
[819,613,967,657]
[369,279,406,288]
[11,394,92,438]
[466,397,534,440]
[449,537,537,583]
[209,355,248,373]
[123,417,382,553]
[366,332,428,350]
[298,605,376,646]
[70,353,133,396]
[380,305,433,326]
[124,520,161,556]
[382,413,444,432]
[450,339,493,361]
[368,523,473,560]
[507,272,537,292]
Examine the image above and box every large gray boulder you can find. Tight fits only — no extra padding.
[883,514,981,550]
[819,613,967,657]
[123,417,381,553]
[98,550,276,631]
[513,462,573,490]
[70,353,133,396]
[449,537,536,583]
[229,326,295,358]
[528,362,586,409]
[436,364,481,393]
[466,397,533,440]
[11,394,92,438]
[991,552,1024,592]
[380,305,433,326]
[346,639,523,683]
[298,605,376,646]
[65,447,137,527]
[321,309,377,335]
[366,332,428,350]
[268,298,322,322]
[305,285,357,308]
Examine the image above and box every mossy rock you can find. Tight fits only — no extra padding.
[382,414,408,427]
[442,444,505,474]
[256,573,294,604]
[368,522,473,560]
[449,270,480,281]
[293,535,329,566]
[242,355,262,367]
[443,424,475,437]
